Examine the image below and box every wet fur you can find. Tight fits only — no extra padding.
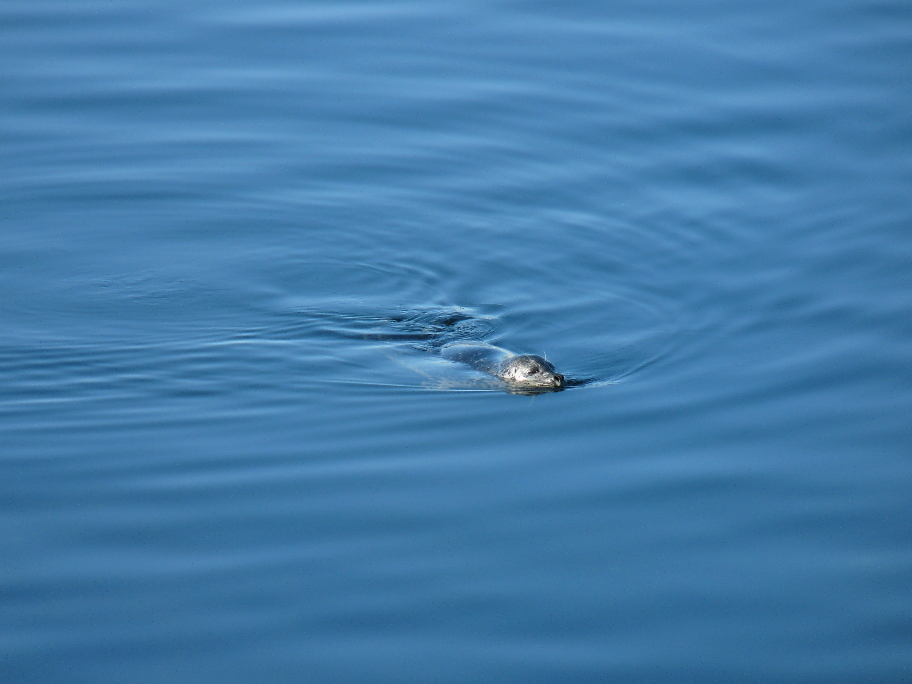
[441,343,564,390]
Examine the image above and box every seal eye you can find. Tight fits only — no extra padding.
[528,367,538,375]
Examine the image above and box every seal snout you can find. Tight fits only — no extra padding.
[552,373,565,387]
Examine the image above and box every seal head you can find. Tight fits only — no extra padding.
[441,343,565,392]
[499,354,564,389]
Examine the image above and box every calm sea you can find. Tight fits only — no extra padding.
[2,1,911,682]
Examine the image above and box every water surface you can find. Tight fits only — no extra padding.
[2,1,911,682]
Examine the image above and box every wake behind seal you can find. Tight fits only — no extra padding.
[441,343,565,392]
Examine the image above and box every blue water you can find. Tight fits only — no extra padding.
[3,1,911,681]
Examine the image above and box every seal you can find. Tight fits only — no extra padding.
[441,343,565,391]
